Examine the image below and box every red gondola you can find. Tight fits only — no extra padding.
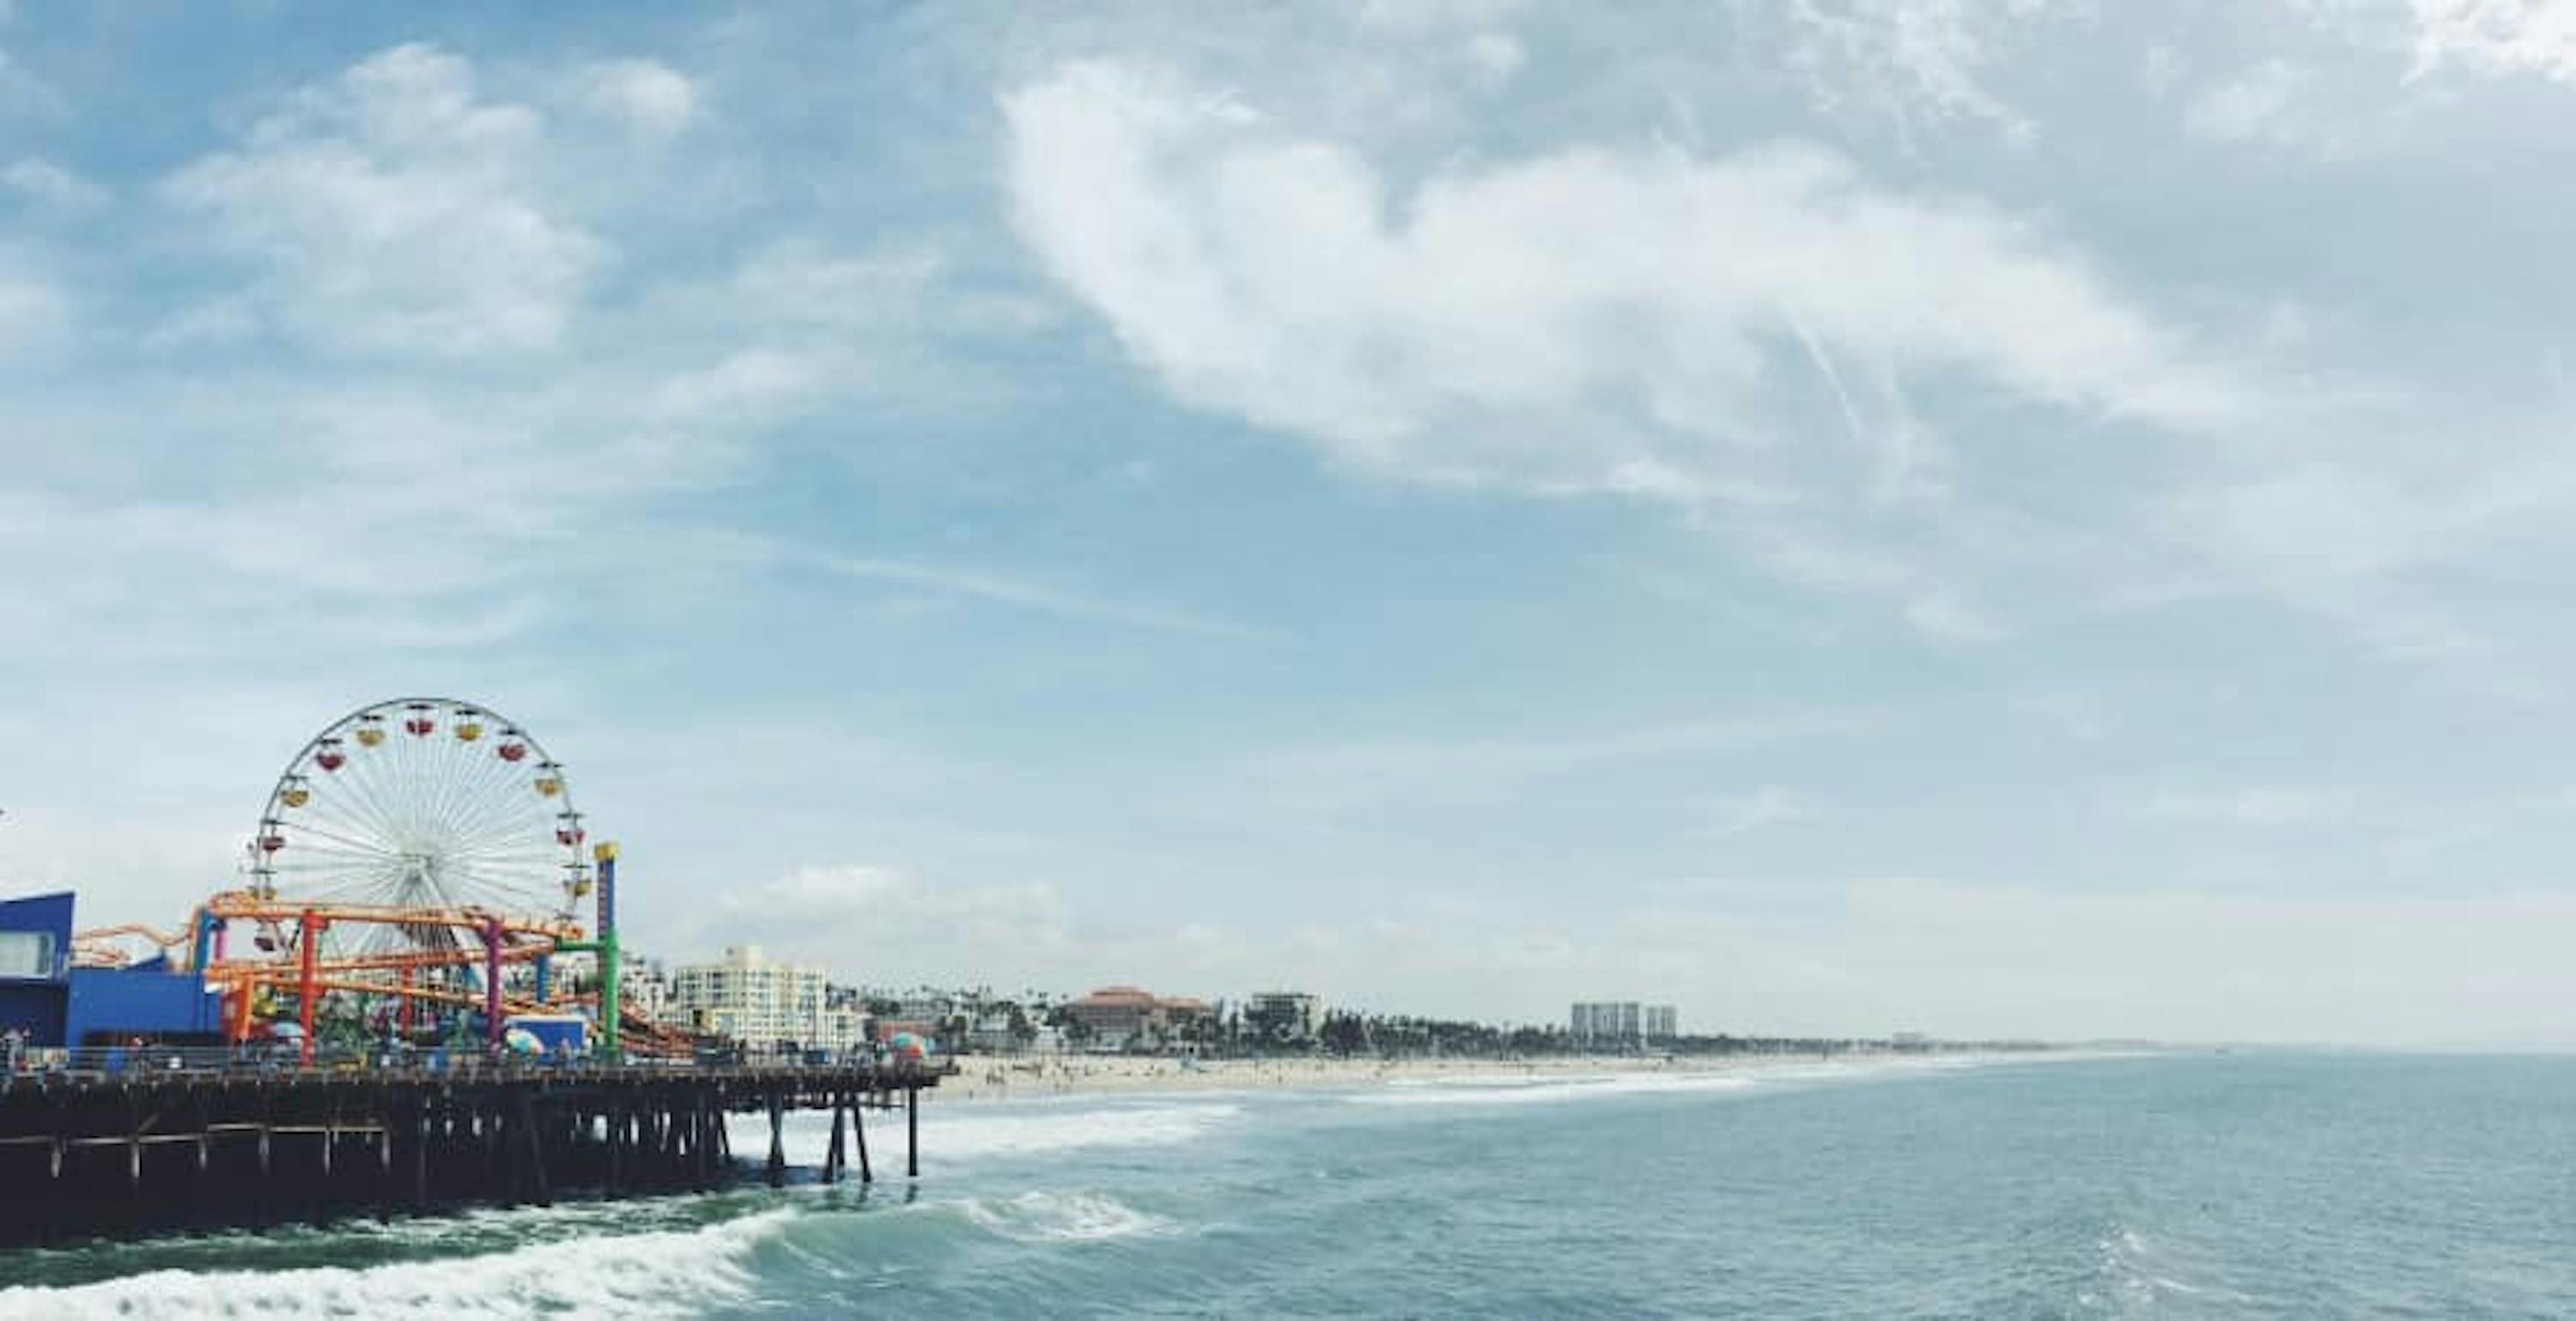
[497,742,527,762]
[315,749,345,772]
[404,716,435,736]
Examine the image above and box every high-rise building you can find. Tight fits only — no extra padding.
[670,945,826,1047]
[1571,1001,1676,1048]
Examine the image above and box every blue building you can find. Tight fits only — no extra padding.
[0,890,223,1049]
[0,891,73,1045]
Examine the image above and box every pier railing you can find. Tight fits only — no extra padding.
[3,1044,956,1089]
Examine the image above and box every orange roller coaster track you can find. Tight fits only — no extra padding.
[156,893,598,1062]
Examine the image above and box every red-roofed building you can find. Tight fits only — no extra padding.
[1062,985,1211,1051]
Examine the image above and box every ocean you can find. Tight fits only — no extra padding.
[2,1051,2570,1318]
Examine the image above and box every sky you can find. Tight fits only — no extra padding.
[5,0,2576,1046]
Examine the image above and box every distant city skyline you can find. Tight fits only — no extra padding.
[8,2,2576,1046]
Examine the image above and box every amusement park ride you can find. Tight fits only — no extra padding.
[66,699,690,1063]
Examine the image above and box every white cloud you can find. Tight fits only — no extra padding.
[1002,60,2245,509]
[2121,786,2357,826]
[3,156,105,209]
[817,554,1274,643]
[1355,0,1525,33]
[162,43,603,357]
[1465,32,1525,77]
[2410,0,2576,83]
[2158,450,2576,673]
[577,58,697,136]
[701,865,1068,970]
[1698,787,1819,838]
[2141,44,2183,97]
[0,269,64,353]
[1783,0,2080,147]
[2185,58,2316,140]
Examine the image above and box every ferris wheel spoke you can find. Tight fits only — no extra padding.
[279,818,403,857]
[293,794,392,850]
[431,732,516,838]
[314,729,403,832]
[328,754,414,852]
[434,798,535,860]
[443,857,555,907]
[438,755,542,848]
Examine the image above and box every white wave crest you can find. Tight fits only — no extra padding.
[766,1100,1239,1166]
[1348,1072,1759,1107]
[0,1209,793,1321]
[921,1103,1243,1161]
[959,1191,1176,1243]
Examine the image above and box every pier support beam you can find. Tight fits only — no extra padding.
[823,1094,846,1185]
[907,1082,919,1179]
[853,1094,872,1184]
[766,1093,786,1188]
[518,1096,550,1209]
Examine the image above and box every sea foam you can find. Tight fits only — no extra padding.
[0,1209,791,1320]
[1347,1071,1761,1107]
[769,1100,1241,1166]
[957,1191,1178,1244]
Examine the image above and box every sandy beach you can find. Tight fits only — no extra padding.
[929,1051,2004,1103]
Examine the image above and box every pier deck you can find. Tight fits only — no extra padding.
[0,1057,944,1244]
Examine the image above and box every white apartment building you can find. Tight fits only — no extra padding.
[671,945,827,1047]
[1572,1001,1679,1047]
[1571,1001,1642,1046]
[619,962,673,1027]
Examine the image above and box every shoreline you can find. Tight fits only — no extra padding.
[927,1048,2085,1104]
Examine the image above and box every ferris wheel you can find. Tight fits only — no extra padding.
[246,698,591,961]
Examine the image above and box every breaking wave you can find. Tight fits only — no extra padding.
[772,1101,1242,1166]
[0,1209,793,1320]
[957,1191,1178,1244]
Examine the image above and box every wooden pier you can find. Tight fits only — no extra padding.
[0,1058,942,1245]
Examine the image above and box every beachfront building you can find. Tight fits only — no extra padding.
[816,1004,868,1052]
[1242,991,1322,1046]
[1063,985,1164,1051]
[1571,1001,1641,1048]
[1571,1002,1680,1049]
[1060,986,1222,1052]
[618,960,673,1027]
[670,945,826,1048]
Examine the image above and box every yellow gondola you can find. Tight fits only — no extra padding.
[534,777,563,797]
[280,787,311,809]
[354,726,386,748]
[455,720,484,742]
